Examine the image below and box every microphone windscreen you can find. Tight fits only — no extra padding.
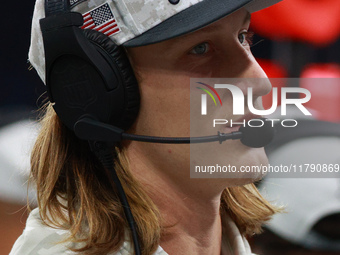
[239,118,275,148]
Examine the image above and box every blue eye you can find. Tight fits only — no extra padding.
[238,33,246,44]
[190,42,210,55]
[238,31,254,46]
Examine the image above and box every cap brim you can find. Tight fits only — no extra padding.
[123,0,281,47]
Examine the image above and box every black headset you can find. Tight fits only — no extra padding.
[39,0,276,146]
[40,1,142,254]
[40,0,140,135]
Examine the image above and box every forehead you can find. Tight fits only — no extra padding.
[162,8,251,46]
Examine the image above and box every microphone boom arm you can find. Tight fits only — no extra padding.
[122,131,242,144]
[74,117,242,144]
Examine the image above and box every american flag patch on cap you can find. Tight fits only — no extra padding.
[81,3,121,37]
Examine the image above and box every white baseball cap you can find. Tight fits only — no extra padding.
[29,0,282,83]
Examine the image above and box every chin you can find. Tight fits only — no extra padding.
[223,147,269,186]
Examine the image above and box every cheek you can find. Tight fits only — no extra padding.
[177,51,254,79]
[135,69,191,136]
[176,53,233,78]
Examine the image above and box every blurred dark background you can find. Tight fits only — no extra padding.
[1,1,45,112]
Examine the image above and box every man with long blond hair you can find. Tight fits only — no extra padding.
[10,0,282,254]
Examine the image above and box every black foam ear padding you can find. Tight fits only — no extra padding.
[82,29,140,131]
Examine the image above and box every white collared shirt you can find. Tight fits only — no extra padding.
[10,208,255,255]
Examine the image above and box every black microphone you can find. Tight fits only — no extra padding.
[74,117,275,148]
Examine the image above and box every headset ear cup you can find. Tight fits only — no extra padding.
[83,29,140,131]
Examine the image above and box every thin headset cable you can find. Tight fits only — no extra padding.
[91,141,142,255]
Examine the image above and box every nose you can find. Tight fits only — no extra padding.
[246,54,268,78]
[244,55,272,98]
